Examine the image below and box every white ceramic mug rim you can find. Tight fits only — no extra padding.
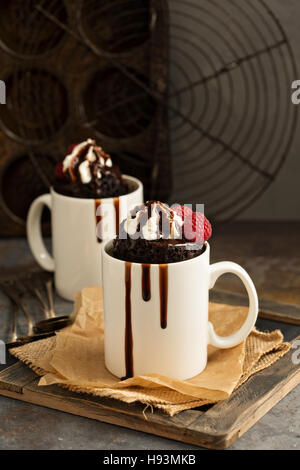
[50,174,143,203]
[102,239,209,268]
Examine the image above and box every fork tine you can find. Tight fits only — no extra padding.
[0,281,34,336]
[21,277,50,318]
[11,304,18,343]
[45,279,56,318]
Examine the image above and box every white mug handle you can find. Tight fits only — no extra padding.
[208,262,258,348]
[26,194,55,272]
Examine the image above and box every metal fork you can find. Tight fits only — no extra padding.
[29,276,72,333]
[10,304,18,344]
[22,273,57,321]
[21,276,53,319]
[45,279,56,319]
[0,280,55,348]
[1,281,34,336]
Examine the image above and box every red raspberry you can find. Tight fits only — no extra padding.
[67,143,77,154]
[55,143,78,179]
[55,162,65,180]
[173,205,212,243]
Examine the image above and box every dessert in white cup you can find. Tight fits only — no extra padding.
[102,202,258,380]
[26,139,143,301]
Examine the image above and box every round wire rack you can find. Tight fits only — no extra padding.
[0,0,297,223]
[166,0,298,219]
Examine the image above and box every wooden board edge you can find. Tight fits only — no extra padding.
[0,361,38,393]
[211,289,300,325]
[189,336,300,449]
[0,366,299,450]
[0,337,299,449]
[209,369,300,449]
[258,311,300,325]
[0,385,216,449]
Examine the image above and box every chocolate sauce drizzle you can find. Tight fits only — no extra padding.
[141,264,151,301]
[124,262,134,378]
[121,262,168,380]
[159,265,168,329]
[68,141,91,182]
[129,201,181,239]
[95,199,102,243]
[67,140,120,184]
[60,139,126,199]
[113,197,120,236]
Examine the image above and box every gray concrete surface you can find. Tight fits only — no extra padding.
[0,238,299,450]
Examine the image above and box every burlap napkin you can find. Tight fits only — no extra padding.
[10,287,291,416]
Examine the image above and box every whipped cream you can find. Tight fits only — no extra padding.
[62,138,114,184]
[124,201,184,241]
[78,160,92,184]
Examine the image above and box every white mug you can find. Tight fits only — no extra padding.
[27,175,143,301]
[102,241,258,380]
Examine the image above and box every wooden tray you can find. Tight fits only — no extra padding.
[211,289,300,326]
[0,334,299,450]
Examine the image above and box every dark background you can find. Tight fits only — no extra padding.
[0,0,299,238]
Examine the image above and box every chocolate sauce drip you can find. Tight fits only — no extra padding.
[113,197,120,236]
[124,262,134,378]
[95,199,102,243]
[159,265,168,329]
[141,264,151,301]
